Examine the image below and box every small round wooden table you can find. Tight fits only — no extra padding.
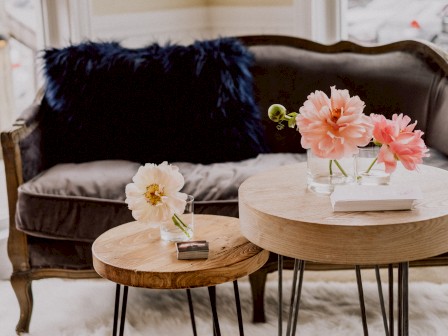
[92,214,269,336]
[238,163,448,336]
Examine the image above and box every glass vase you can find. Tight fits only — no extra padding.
[356,146,391,185]
[307,149,356,194]
[160,195,194,242]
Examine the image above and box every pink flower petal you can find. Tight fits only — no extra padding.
[297,86,372,159]
[377,145,398,173]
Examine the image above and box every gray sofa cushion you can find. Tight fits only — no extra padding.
[423,148,448,170]
[18,148,444,243]
[20,148,447,270]
[16,160,138,242]
[16,153,307,242]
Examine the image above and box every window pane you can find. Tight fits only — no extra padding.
[348,0,448,48]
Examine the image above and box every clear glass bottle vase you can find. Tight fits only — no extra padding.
[159,195,194,242]
[306,149,356,194]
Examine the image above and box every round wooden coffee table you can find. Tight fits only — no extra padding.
[238,163,448,336]
[92,214,269,336]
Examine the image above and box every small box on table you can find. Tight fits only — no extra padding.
[176,240,209,260]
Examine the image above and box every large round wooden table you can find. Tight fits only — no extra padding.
[92,214,269,336]
[238,163,448,336]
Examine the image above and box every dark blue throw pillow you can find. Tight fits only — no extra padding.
[40,37,267,165]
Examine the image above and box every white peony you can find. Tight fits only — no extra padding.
[125,162,187,226]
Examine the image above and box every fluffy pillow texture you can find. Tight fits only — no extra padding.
[41,38,267,165]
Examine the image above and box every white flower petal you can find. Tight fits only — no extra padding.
[125,183,144,198]
[126,162,189,223]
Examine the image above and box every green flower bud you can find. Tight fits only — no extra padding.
[286,112,298,128]
[372,139,382,146]
[268,104,287,122]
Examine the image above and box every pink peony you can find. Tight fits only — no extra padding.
[371,113,429,173]
[296,86,373,159]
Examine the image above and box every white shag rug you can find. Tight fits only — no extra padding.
[1,276,448,335]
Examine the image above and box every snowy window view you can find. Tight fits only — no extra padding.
[348,0,448,49]
[1,0,38,118]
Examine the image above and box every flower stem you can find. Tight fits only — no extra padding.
[329,160,333,175]
[172,214,191,238]
[365,157,378,174]
[333,160,348,177]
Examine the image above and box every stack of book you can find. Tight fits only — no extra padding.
[330,185,423,212]
[176,240,209,260]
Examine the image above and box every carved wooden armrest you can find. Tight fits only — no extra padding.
[1,97,43,272]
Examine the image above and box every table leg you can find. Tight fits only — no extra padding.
[286,259,300,336]
[119,286,128,336]
[186,289,198,336]
[278,254,283,336]
[375,266,389,336]
[398,264,403,336]
[389,265,394,336]
[282,258,305,336]
[208,286,221,336]
[387,263,410,336]
[112,284,128,336]
[113,284,121,336]
[233,280,244,336]
[399,262,409,336]
[290,260,305,336]
[355,266,369,336]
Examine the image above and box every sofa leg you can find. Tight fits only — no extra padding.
[10,273,33,334]
[249,269,268,323]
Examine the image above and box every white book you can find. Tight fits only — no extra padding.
[330,185,423,212]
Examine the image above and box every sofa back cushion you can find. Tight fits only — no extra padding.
[41,38,267,166]
[243,37,448,156]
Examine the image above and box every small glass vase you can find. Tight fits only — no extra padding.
[307,149,356,194]
[356,146,391,185]
[160,195,194,242]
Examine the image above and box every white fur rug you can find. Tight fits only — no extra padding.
[1,276,448,335]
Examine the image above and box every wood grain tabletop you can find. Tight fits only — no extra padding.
[92,215,269,289]
[238,163,448,265]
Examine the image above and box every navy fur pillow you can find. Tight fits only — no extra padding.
[41,37,267,165]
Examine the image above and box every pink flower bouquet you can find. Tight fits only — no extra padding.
[296,86,373,160]
[268,86,429,186]
[268,86,373,178]
[370,113,429,173]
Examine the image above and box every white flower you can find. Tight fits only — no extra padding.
[125,162,187,226]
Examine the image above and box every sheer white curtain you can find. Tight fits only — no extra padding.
[39,0,347,48]
[294,0,347,44]
[0,3,15,134]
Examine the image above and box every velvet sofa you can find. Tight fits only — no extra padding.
[3,35,448,333]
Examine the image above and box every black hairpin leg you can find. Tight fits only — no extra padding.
[113,284,121,336]
[290,260,305,336]
[355,266,369,336]
[398,263,403,336]
[375,266,389,336]
[278,254,283,336]
[186,289,197,336]
[208,286,221,336]
[286,259,300,336]
[282,259,305,336]
[398,262,409,336]
[389,265,394,336]
[233,280,244,336]
[112,284,129,336]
